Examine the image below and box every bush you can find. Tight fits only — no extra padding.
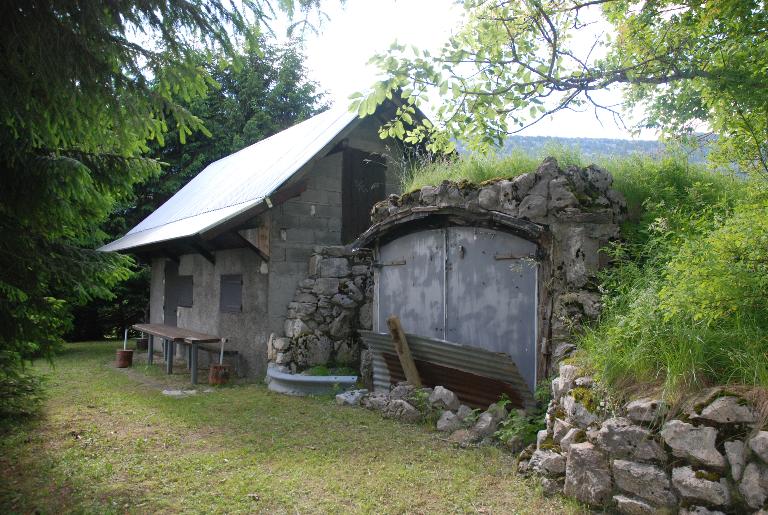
[0,352,46,430]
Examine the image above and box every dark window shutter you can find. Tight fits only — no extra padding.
[220,274,243,313]
[177,275,194,307]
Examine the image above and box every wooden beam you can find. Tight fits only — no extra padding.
[190,243,215,265]
[235,231,269,262]
[386,315,422,387]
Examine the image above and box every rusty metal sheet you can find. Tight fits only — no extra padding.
[362,331,535,409]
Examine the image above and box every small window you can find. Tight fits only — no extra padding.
[177,275,193,308]
[220,274,243,313]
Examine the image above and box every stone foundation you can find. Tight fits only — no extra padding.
[267,245,373,373]
[520,363,768,514]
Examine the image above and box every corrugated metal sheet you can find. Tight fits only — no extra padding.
[362,330,536,410]
[100,106,357,252]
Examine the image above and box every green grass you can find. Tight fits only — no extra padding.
[0,341,583,514]
[400,144,587,193]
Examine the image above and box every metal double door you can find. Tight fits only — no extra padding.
[375,226,538,392]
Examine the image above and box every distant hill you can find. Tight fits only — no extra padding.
[493,135,710,164]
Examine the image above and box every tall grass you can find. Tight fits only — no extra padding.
[401,146,766,398]
[400,143,585,192]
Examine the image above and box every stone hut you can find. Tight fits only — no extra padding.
[100,102,416,378]
[275,157,627,406]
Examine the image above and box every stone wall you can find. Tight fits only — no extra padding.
[367,157,626,374]
[267,245,373,373]
[519,363,768,514]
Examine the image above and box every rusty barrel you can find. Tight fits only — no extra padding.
[208,364,231,385]
[115,349,134,368]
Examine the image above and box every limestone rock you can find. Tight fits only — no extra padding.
[562,393,599,428]
[383,399,421,423]
[613,494,655,515]
[749,431,768,464]
[536,429,550,449]
[518,194,547,220]
[284,318,311,338]
[560,428,584,453]
[362,392,390,411]
[358,301,372,330]
[724,440,746,481]
[428,386,460,411]
[528,449,567,477]
[456,404,473,422]
[436,410,462,433]
[389,383,415,401]
[612,459,676,507]
[551,363,578,402]
[660,420,726,470]
[306,337,332,366]
[678,508,725,515]
[335,389,368,406]
[596,417,666,463]
[740,461,768,509]
[329,312,352,339]
[553,418,573,443]
[420,185,438,204]
[473,411,502,438]
[694,396,757,425]
[548,176,579,210]
[564,442,612,506]
[273,337,291,352]
[331,293,356,309]
[478,185,500,210]
[317,257,349,278]
[312,277,340,296]
[575,376,594,388]
[671,466,731,507]
[625,397,668,425]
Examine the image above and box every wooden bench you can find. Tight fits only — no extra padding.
[133,323,224,384]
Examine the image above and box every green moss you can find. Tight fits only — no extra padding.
[694,470,721,482]
[570,386,599,413]
[538,436,560,452]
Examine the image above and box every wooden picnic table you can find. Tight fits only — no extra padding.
[133,323,221,384]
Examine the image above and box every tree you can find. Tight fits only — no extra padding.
[0,0,321,418]
[355,0,768,176]
[72,40,326,340]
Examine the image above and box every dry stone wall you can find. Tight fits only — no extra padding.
[369,157,626,372]
[520,363,768,514]
[267,245,373,373]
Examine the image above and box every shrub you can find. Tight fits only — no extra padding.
[0,352,46,430]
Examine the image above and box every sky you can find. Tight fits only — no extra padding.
[275,0,656,141]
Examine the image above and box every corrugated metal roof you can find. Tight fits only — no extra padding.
[100,106,358,252]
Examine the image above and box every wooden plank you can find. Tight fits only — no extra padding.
[133,323,220,343]
[386,315,422,387]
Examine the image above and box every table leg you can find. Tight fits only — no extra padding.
[147,335,154,365]
[191,344,198,385]
[166,340,174,374]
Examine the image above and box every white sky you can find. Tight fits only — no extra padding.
[275,0,657,141]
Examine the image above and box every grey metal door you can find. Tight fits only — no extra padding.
[445,227,538,392]
[376,226,538,392]
[376,229,445,340]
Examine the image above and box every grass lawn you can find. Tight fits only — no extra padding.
[0,341,583,514]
